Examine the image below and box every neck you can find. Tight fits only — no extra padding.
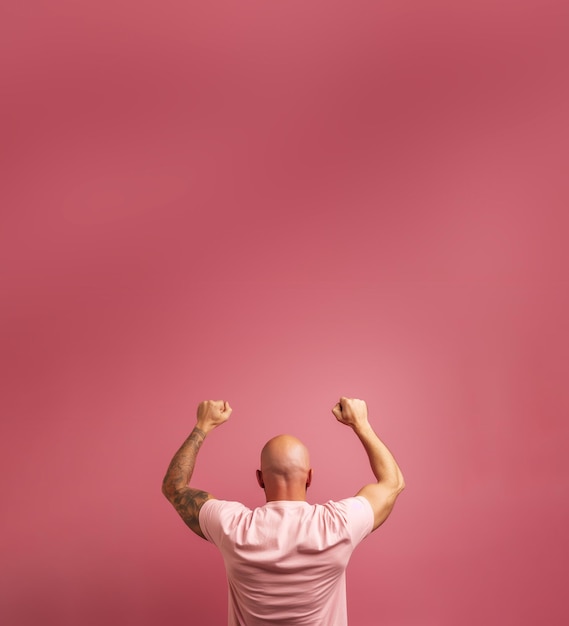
[264,486,308,502]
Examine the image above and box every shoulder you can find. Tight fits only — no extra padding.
[200,499,251,518]
[324,496,374,516]
[199,500,252,542]
[321,497,374,540]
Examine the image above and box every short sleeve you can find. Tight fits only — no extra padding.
[342,496,374,546]
[199,499,250,545]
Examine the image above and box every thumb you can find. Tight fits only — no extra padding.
[223,401,232,416]
[332,402,342,420]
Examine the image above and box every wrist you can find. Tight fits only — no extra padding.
[353,421,373,437]
[193,424,209,438]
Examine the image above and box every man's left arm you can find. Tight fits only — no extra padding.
[161,400,232,539]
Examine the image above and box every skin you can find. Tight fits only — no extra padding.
[256,434,313,502]
[161,400,231,539]
[162,397,404,538]
[332,397,406,529]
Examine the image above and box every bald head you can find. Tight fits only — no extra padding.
[257,435,312,501]
[261,435,310,474]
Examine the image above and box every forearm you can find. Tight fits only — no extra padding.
[162,401,231,538]
[162,426,207,497]
[354,422,405,490]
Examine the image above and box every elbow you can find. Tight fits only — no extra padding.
[162,477,174,501]
[162,476,186,504]
[391,469,405,495]
[397,472,405,493]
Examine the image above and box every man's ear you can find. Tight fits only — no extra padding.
[306,468,313,489]
[256,469,265,488]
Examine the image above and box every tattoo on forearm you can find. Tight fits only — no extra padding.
[163,427,211,537]
[164,427,205,483]
[190,427,206,441]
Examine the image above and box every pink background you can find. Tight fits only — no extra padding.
[1,2,568,625]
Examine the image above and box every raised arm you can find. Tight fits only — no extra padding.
[162,400,232,538]
[332,397,405,531]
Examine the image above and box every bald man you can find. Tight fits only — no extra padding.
[162,398,405,626]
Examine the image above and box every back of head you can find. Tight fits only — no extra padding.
[258,435,312,500]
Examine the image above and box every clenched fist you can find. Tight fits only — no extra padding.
[332,397,369,431]
[196,400,232,434]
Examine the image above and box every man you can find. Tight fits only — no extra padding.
[162,397,405,625]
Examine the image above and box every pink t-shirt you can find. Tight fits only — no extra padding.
[199,496,374,625]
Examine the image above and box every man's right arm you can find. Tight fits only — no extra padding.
[332,397,405,531]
